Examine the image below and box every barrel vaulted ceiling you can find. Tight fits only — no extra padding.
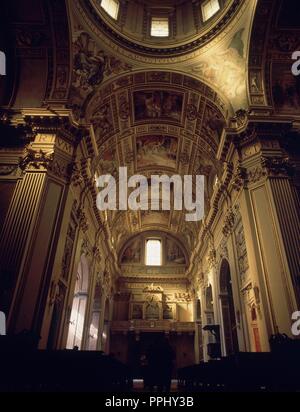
[85,71,227,252]
[66,0,257,255]
[1,0,298,263]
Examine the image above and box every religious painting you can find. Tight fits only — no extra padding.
[133,90,183,122]
[201,105,225,145]
[69,29,132,120]
[90,103,114,141]
[97,148,118,175]
[131,303,143,320]
[272,63,300,112]
[166,238,186,265]
[121,239,141,264]
[136,135,178,169]
[163,304,174,320]
[192,28,247,110]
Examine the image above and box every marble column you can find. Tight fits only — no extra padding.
[237,129,300,341]
[0,122,76,337]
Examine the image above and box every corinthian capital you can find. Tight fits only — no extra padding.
[261,156,294,178]
[19,148,54,171]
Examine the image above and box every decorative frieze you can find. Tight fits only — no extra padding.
[217,238,229,263]
[222,208,236,237]
[110,320,195,333]
[231,162,247,190]
[77,208,89,233]
[70,162,84,187]
[174,292,192,303]
[81,237,92,257]
[121,265,186,276]
[0,164,21,177]
[207,249,216,270]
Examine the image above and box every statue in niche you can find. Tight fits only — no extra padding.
[163,304,173,320]
[145,300,160,320]
[132,304,143,320]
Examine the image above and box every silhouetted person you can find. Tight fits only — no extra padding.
[146,336,174,392]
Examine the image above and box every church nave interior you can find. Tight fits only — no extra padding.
[0,0,300,393]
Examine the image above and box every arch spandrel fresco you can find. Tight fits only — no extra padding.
[119,232,188,270]
[70,0,256,115]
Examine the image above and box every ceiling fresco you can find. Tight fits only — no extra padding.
[67,0,258,259]
[136,135,178,170]
[70,0,256,113]
[69,26,133,118]
[133,91,184,123]
[81,71,227,253]
[190,27,248,110]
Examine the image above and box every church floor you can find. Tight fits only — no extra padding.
[133,379,179,392]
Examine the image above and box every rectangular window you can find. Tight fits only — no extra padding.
[202,0,220,22]
[146,239,162,266]
[151,17,169,37]
[100,0,119,20]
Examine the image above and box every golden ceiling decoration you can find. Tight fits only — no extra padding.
[78,70,228,253]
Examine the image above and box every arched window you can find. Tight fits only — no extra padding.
[145,239,162,266]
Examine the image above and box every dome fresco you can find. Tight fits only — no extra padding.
[83,0,238,54]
